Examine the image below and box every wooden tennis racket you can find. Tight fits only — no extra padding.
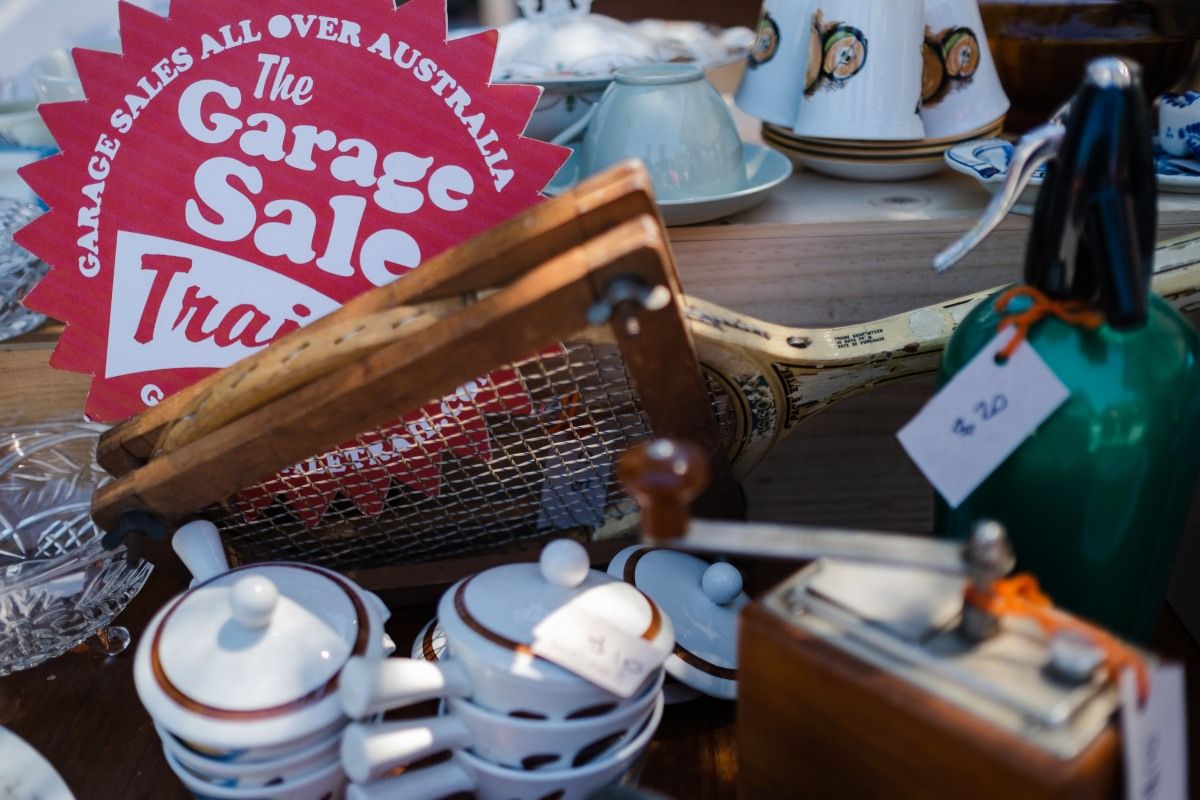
[92,163,1200,577]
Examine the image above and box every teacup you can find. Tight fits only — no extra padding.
[1160,91,1200,158]
[918,0,1009,138]
[346,694,663,800]
[551,64,746,202]
[790,0,926,141]
[735,0,818,126]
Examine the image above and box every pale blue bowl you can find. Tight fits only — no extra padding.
[574,64,746,202]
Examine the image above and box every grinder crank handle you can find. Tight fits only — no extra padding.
[619,441,1015,582]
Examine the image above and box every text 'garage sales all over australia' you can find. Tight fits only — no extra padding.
[16,0,567,421]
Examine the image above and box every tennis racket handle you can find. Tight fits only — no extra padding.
[346,761,475,800]
[341,717,470,782]
[339,657,471,718]
[618,439,709,541]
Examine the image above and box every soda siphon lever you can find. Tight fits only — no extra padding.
[932,120,1065,274]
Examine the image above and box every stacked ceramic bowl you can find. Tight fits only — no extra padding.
[134,521,393,800]
[738,0,1009,181]
[337,540,674,800]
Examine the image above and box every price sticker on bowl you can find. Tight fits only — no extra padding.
[897,328,1070,508]
[532,598,661,698]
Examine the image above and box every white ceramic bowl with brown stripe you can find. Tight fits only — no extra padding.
[346,693,663,800]
[340,540,673,721]
[341,670,662,778]
[133,521,391,755]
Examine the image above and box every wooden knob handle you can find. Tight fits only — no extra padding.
[617,439,709,541]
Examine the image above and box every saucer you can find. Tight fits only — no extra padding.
[945,137,1200,210]
[544,143,793,226]
[763,133,944,182]
[764,113,1006,152]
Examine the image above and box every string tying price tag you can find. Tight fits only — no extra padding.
[1121,664,1189,800]
[532,599,661,698]
[897,329,1070,508]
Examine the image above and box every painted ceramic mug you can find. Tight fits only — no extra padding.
[791,0,926,141]
[918,0,1009,138]
[735,0,819,126]
[1160,91,1200,158]
[551,64,747,202]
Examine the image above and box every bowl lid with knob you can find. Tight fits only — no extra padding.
[607,545,745,700]
[133,520,385,748]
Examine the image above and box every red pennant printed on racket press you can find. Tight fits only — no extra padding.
[15,0,568,522]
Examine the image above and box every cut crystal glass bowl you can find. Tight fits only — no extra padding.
[0,422,152,676]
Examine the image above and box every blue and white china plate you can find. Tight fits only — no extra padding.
[544,143,793,226]
[947,138,1200,213]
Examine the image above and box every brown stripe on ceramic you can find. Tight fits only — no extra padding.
[621,547,738,681]
[421,618,441,663]
[151,563,370,720]
[453,573,663,653]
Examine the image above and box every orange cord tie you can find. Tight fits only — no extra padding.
[993,285,1105,361]
[964,573,1151,705]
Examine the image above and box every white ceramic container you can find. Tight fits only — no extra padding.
[1160,91,1200,157]
[345,694,663,800]
[339,540,673,721]
[134,521,391,754]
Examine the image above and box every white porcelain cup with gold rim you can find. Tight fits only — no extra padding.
[918,0,1009,139]
[790,0,926,141]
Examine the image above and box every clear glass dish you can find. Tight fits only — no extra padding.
[0,197,47,341]
[0,422,153,676]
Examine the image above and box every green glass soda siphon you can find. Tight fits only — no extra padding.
[932,58,1200,642]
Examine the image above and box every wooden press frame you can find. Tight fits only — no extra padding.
[92,163,743,591]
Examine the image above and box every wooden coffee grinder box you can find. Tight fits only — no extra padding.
[738,558,1124,799]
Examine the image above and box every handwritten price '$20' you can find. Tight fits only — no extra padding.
[952,394,1009,437]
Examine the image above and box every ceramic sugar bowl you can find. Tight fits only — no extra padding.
[134,520,391,797]
[340,539,675,721]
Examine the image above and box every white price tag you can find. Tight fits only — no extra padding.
[1121,665,1189,800]
[532,601,660,698]
[897,330,1069,508]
